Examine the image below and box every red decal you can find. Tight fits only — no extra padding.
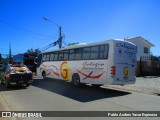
[83,71,93,80]
[46,71,51,75]
[77,70,104,80]
[51,69,60,76]
[48,65,60,76]
[42,64,47,67]
[41,64,60,76]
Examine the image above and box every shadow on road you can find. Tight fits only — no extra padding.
[0,83,27,91]
[31,78,131,102]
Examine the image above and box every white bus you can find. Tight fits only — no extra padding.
[36,39,137,87]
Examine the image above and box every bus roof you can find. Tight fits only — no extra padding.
[42,39,136,53]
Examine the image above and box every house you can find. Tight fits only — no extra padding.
[125,36,154,61]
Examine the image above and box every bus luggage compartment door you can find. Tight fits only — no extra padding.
[114,63,136,84]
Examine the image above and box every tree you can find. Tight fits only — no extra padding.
[150,55,159,62]
[67,42,79,46]
[0,54,5,63]
[26,48,41,57]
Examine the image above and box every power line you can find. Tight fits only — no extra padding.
[0,19,53,39]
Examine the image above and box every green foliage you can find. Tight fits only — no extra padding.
[150,55,159,62]
[67,42,79,46]
[26,48,40,56]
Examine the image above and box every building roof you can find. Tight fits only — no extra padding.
[125,36,154,47]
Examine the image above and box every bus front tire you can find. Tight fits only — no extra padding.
[72,74,81,87]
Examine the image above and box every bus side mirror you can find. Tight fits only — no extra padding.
[34,57,38,64]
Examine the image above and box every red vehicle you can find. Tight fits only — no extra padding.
[13,53,37,72]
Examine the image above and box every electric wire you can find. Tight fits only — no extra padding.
[0,19,54,39]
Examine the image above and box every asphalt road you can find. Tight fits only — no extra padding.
[0,77,160,120]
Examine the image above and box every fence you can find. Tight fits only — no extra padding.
[137,55,160,76]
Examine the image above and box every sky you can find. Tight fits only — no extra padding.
[0,0,160,57]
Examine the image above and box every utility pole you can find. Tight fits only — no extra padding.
[43,17,63,49]
[9,43,12,64]
[59,26,62,49]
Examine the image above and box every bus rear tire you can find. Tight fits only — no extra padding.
[42,72,46,80]
[72,74,81,87]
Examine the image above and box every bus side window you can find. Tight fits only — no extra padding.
[54,52,59,61]
[69,49,75,60]
[75,48,82,60]
[99,44,109,59]
[90,46,99,59]
[99,45,105,59]
[59,51,64,61]
[50,53,54,61]
[64,50,69,60]
[82,47,90,60]
[43,54,47,61]
[46,54,50,61]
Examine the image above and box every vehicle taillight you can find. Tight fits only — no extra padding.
[7,75,11,79]
[111,66,116,75]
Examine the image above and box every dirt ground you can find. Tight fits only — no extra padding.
[0,93,10,120]
[104,76,160,96]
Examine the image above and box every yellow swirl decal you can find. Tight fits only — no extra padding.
[123,67,130,76]
[60,61,71,80]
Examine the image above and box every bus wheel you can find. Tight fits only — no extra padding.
[72,74,81,87]
[42,72,46,79]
